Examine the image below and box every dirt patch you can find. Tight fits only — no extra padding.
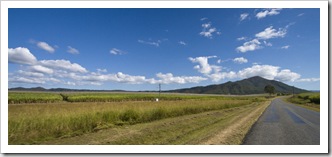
[201,101,270,145]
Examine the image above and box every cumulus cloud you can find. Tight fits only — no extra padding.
[281,45,290,49]
[238,64,279,80]
[236,39,262,53]
[237,64,301,82]
[240,13,249,21]
[18,70,44,77]
[256,8,282,19]
[189,56,219,75]
[275,69,301,82]
[233,57,248,64]
[156,73,208,84]
[199,22,220,39]
[113,72,148,84]
[202,23,211,28]
[79,72,207,85]
[209,71,237,82]
[37,41,55,53]
[255,26,287,40]
[110,48,126,55]
[39,59,88,73]
[200,28,217,38]
[8,47,37,65]
[67,46,79,54]
[9,77,45,84]
[30,65,54,74]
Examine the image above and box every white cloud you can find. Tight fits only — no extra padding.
[263,41,273,46]
[156,73,207,84]
[178,41,187,46]
[255,26,287,40]
[296,78,320,82]
[189,56,219,75]
[200,17,208,21]
[114,72,148,84]
[138,40,160,47]
[199,22,219,39]
[256,8,282,19]
[238,65,280,80]
[236,39,262,53]
[209,71,237,82]
[202,23,211,28]
[298,13,305,17]
[275,69,301,82]
[78,71,207,85]
[8,47,37,65]
[65,81,76,86]
[217,59,222,64]
[237,64,301,82]
[240,13,249,21]
[97,68,107,73]
[37,41,55,53]
[18,70,44,77]
[67,46,79,54]
[285,22,295,29]
[9,77,45,84]
[233,57,248,64]
[200,28,217,38]
[237,37,247,41]
[39,59,88,73]
[30,65,54,74]
[281,45,290,49]
[110,48,126,55]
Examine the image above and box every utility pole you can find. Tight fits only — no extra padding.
[159,83,161,97]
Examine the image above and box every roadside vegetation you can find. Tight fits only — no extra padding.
[8,92,269,144]
[41,101,271,145]
[8,92,63,104]
[286,92,320,112]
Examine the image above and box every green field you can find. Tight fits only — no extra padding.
[286,92,320,112]
[8,92,269,145]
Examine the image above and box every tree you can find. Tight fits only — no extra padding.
[264,85,275,96]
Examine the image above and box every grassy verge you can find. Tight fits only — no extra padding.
[283,93,320,112]
[39,100,270,145]
[9,97,265,144]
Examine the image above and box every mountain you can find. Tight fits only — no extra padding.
[9,87,47,91]
[9,87,126,92]
[168,76,309,95]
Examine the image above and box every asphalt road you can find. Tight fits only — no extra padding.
[243,98,320,145]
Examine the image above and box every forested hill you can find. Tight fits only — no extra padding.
[167,76,309,95]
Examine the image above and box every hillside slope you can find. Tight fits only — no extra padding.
[168,76,308,95]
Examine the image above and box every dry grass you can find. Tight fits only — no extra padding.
[9,97,263,144]
[39,100,270,145]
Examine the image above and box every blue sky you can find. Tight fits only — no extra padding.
[8,8,320,91]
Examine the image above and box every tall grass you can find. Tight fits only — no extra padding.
[8,92,258,103]
[8,92,63,104]
[288,92,320,105]
[8,98,263,144]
